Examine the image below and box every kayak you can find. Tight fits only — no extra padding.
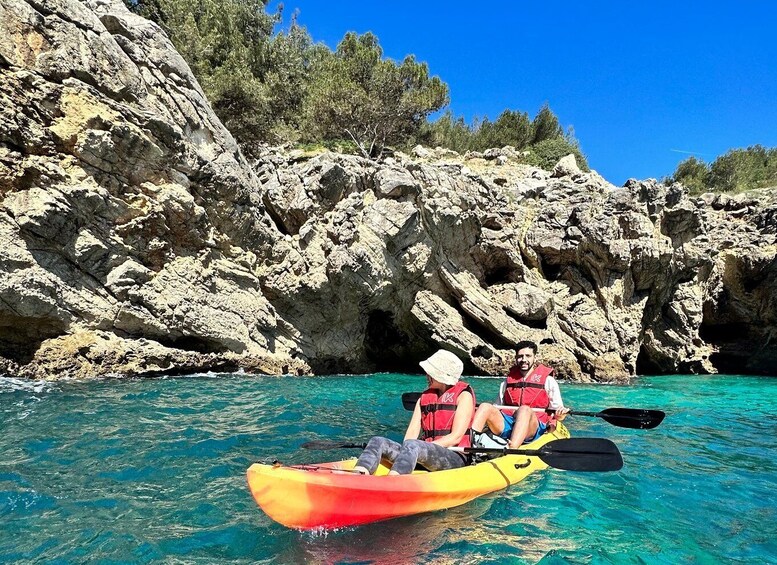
[246,422,570,530]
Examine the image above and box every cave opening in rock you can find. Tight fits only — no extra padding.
[261,194,291,236]
[699,322,750,343]
[503,309,547,330]
[473,244,521,287]
[470,345,493,359]
[0,315,68,365]
[155,334,230,354]
[537,256,563,281]
[484,265,513,286]
[0,337,45,365]
[699,322,755,374]
[635,344,664,375]
[363,310,418,373]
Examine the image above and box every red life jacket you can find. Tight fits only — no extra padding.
[419,381,475,448]
[501,364,554,424]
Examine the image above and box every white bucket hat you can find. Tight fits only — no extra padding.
[419,349,464,386]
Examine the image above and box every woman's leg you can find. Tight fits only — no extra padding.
[390,439,468,475]
[353,436,402,474]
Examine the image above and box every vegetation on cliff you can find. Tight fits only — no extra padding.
[669,145,777,194]
[418,106,589,171]
[122,0,583,166]
[302,31,448,159]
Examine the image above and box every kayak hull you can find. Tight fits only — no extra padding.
[246,423,570,530]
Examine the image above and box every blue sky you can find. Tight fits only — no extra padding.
[269,1,777,186]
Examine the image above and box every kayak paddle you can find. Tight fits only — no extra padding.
[456,437,623,472]
[302,437,622,472]
[400,392,665,429]
[301,440,368,450]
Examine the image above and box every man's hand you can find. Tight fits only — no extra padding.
[555,407,570,421]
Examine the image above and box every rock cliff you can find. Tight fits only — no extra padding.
[1,0,775,380]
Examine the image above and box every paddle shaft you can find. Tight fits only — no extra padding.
[494,404,559,413]
[448,403,599,419]
[400,392,664,429]
[449,446,562,456]
[302,437,623,472]
[418,399,600,416]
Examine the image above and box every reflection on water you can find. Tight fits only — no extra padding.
[272,477,590,564]
[278,499,494,565]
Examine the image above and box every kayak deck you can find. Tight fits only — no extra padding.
[246,423,570,530]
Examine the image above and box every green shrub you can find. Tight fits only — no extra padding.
[671,156,709,194]
[419,105,580,163]
[531,103,563,144]
[521,137,590,172]
[670,145,777,193]
[472,110,533,151]
[417,111,474,153]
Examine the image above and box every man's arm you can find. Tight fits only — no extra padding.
[545,375,571,421]
[546,376,564,410]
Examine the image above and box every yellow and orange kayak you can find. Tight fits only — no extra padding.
[246,423,570,530]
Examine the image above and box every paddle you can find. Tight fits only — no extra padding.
[301,440,367,450]
[302,437,623,472]
[400,392,665,429]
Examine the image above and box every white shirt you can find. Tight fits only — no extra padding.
[498,374,564,410]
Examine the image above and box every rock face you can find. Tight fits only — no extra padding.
[1,0,775,380]
[0,0,299,378]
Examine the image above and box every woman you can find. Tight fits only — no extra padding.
[352,349,476,475]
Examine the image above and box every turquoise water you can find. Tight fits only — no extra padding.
[1,373,775,564]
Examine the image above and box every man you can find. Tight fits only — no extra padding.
[472,340,569,448]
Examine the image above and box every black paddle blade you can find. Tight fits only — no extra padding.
[536,438,623,472]
[301,440,367,450]
[595,408,665,430]
[401,392,422,411]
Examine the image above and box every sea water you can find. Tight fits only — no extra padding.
[1,373,775,564]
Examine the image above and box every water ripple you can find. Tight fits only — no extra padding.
[0,374,775,563]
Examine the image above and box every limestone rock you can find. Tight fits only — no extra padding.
[551,154,581,178]
[491,282,553,322]
[0,0,775,381]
